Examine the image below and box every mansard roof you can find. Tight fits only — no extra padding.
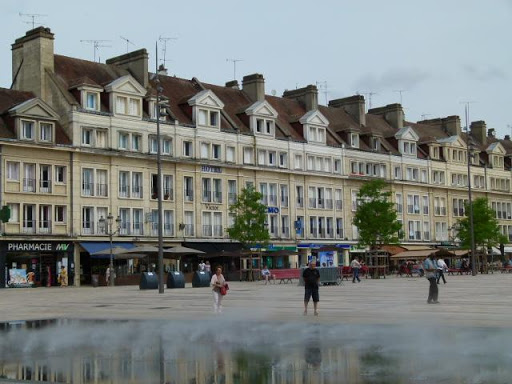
[0,88,70,144]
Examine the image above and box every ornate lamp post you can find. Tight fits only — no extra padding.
[98,214,121,286]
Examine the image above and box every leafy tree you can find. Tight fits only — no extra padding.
[353,179,401,250]
[457,198,507,263]
[227,186,269,279]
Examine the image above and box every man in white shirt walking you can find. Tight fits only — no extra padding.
[350,257,361,283]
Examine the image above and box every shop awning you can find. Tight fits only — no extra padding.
[80,242,135,258]
[183,242,242,256]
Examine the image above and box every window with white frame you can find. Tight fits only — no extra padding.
[296,185,304,207]
[7,203,19,222]
[184,176,194,202]
[351,190,359,211]
[279,152,287,168]
[118,132,129,150]
[40,122,53,142]
[402,141,417,155]
[96,169,108,196]
[132,134,141,152]
[394,166,401,179]
[226,146,235,162]
[408,220,421,240]
[435,222,448,241]
[434,196,446,216]
[294,154,303,170]
[129,98,140,116]
[453,198,467,217]
[82,128,93,146]
[96,130,107,148]
[432,170,445,184]
[82,168,94,196]
[7,162,20,181]
[55,206,66,223]
[132,172,143,198]
[334,159,342,173]
[21,120,34,140]
[163,175,173,200]
[268,151,276,166]
[420,169,427,183]
[116,96,127,114]
[201,142,210,159]
[407,194,420,214]
[350,133,359,148]
[423,221,430,240]
[243,147,254,164]
[280,184,289,207]
[255,118,274,135]
[119,171,130,198]
[396,193,403,214]
[422,195,429,215]
[212,144,221,160]
[162,138,172,155]
[183,141,193,157]
[55,166,66,184]
[198,109,220,128]
[85,92,99,111]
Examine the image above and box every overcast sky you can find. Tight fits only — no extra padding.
[2,0,511,137]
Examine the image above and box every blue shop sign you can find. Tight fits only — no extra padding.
[267,207,279,214]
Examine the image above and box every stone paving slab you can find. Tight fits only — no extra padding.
[1,274,511,327]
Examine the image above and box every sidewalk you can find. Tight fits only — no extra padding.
[1,274,511,327]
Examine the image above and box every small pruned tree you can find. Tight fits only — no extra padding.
[457,197,507,266]
[227,186,270,279]
[353,179,401,250]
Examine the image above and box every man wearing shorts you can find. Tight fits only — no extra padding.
[302,261,320,316]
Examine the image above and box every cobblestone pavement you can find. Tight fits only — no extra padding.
[1,273,511,327]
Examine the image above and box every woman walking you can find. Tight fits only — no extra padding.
[210,266,227,313]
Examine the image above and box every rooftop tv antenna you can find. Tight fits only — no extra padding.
[19,12,47,29]
[80,40,112,62]
[393,89,408,105]
[316,81,329,105]
[158,36,177,69]
[120,36,135,53]
[226,58,243,80]
[357,91,378,109]
[420,113,431,121]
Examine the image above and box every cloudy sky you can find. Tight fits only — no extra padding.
[1,0,511,137]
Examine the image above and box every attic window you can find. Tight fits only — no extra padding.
[370,137,380,151]
[21,120,34,140]
[402,141,416,156]
[309,126,326,143]
[197,109,219,128]
[40,123,53,142]
[255,118,274,135]
[350,133,359,148]
[85,92,98,111]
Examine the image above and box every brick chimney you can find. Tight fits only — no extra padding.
[488,128,496,138]
[283,85,318,111]
[329,95,366,126]
[419,115,461,137]
[225,80,240,90]
[242,74,265,102]
[11,27,55,102]
[368,103,404,130]
[470,120,486,144]
[106,49,149,88]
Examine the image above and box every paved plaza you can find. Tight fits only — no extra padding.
[1,273,511,327]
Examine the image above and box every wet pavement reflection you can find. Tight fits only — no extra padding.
[0,318,511,383]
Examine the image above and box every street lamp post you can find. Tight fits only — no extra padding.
[99,214,120,286]
[465,105,477,276]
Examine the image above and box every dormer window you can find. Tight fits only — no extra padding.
[431,146,440,159]
[256,118,274,135]
[370,137,380,151]
[21,120,34,140]
[86,92,99,111]
[308,126,326,143]
[40,122,53,142]
[402,141,416,155]
[492,155,503,168]
[197,109,220,127]
[350,133,359,148]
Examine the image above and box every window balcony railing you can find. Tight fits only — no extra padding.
[96,183,108,197]
[39,180,52,193]
[184,190,194,202]
[309,198,317,209]
[163,188,173,200]
[132,222,143,235]
[23,178,36,193]
[310,228,318,237]
[119,221,131,235]
[164,223,174,237]
[132,186,143,199]
[281,196,289,207]
[324,199,333,210]
[119,185,129,198]
[203,225,213,237]
[202,191,212,203]
[335,200,342,210]
[317,199,325,209]
[296,197,304,208]
[336,230,344,239]
[228,193,237,204]
[184,224,194,236]
[269,194,277,205]
[213,192,222,203]
[82,222,94,235]
[39,220,52,234]
[23,220,36,233]
[282,227,290,238]
[82,182,94,196]
[213,225,223,237]
[261,195,268,205]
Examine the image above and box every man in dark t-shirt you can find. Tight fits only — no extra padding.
[302,261,320,316]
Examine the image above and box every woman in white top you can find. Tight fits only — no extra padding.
[210,266,227,313]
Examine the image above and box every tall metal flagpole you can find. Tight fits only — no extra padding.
[156,42,165,293]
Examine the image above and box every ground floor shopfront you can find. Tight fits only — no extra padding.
[0,240,74,288]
